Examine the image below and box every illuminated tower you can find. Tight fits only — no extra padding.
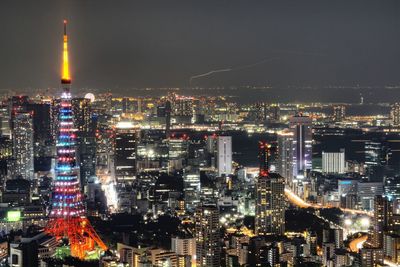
[289,114,312,178]
[45,20,107,259]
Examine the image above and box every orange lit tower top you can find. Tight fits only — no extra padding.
[62,20,71,84]
[45,20,107,259]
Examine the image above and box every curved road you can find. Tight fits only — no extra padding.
[284,188,373,217]
[347,234,398,266]
[348,234,368,252]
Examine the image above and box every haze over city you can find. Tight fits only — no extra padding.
[1,0,400,92]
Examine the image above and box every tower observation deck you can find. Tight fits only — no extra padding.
[45,20,107,259]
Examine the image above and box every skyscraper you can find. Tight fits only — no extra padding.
[26,103,52,154]
[115,122,137,184]
[165,100,171,138]
[12,112,34,180]
[0,104,11,138]
[289,115,312,178]
[277,129,294,183]
[72,97,96,188]
[372,195,393,248]
[195,204,220,267]
[255,173,285,236]
[45,20,106,259]
[255,143,285,236]
[216,136,232,177]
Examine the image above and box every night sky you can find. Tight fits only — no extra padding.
[1,0,400,92]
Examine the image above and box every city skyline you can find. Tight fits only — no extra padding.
[2,2,400,267]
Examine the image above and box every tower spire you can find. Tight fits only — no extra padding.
[62,19,71,84]
[46,20,107,259]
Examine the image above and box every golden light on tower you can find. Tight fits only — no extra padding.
[62,19,71,83]
[45,20,107,260]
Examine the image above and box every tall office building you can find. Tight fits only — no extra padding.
[358,181,384,211]
[364,140,388,180]
[216,136,232,177]
[255,144,285,236]
[26,103,52,158]
[322,150,346,174]
[12,112,34,180]
[78,136,97,188]
[384,176,400,203]
[391,103,400,126]
[289,115,312,178]
[72,97,96,188]
[183,170,201,210]
[165,100,171,138]
[277,130,294,182]
[115,122,137,184]
[195,205,220,267]
[0,104,11,138]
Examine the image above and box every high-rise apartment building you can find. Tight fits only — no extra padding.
[195,205,220,267]
[171,236,196,257]
[12,112,34,180]
[255,173,285,236]
[372,195,393,248]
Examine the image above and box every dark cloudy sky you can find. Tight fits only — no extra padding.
[1,0,400,91]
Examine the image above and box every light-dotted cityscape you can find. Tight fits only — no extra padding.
[2,2,400,267]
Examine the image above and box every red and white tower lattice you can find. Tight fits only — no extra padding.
[45,20,107,259]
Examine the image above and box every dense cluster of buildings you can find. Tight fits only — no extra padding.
[4,85,400,266]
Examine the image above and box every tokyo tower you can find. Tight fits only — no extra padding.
[45,20,107,259]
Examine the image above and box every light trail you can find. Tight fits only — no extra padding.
[189,57,278,84]
[97,168,118,212]
[384,260,399,267]
[348,234,368,252]
[347,235,398,266]
[284,188,373,217]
